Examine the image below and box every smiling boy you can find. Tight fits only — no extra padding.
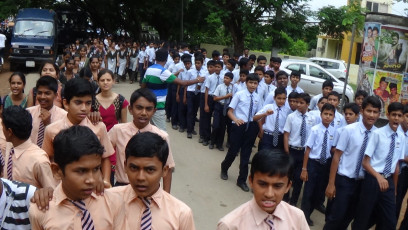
[217,150,309,229]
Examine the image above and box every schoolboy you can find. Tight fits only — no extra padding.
[248,54,256,73]
[283,93,317,206]
[262,70,276,99]
[300,103,336,226]
[110,132,195,229]
[211,72,233,151]
[199,60,215,145]
[254,66,266,102]
[263,71,289,106]
[265,56,276,72]
[42,78,114,187]
[309,96,328,120]
[108,88,175,191]
[221,53,230,72]
[168,53,181,130]
[398,104,408,229]
[309,80,333,110]
[225,58,236,73]
[1,106,55,189]
[288,91,299,113]
[254,87,290,151]
[211,50,221,61]
[327,91,346,129]
[352,102,405,230]
[354,90,368,122]
[217,150,309,230]
[256,55,267,68]
[176,57,192,133]
[331,103,360,148]
[324,96,381,230]
[220,73,262,192]
[232,58,250,84]
[29,126,126,229]
[286,70,304,93]
[185,56,204,138]
[233,70,248,95]
[27,76,67,148]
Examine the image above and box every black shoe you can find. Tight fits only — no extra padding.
[172,125,178,130]
[217,146,224,151]
[226,143,230,148]
[306,218,314,226]
[192,130,197,135]
[198,137,203,143]
[236,182,250,192]
[179,128,185,133]
[187,133,192,138]
[220,170,228,180]
[316,204,326,214]
[166,118,170,122]
[203,141,209,146]
[209,144,214,149]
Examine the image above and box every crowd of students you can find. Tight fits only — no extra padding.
[0,36,406,230]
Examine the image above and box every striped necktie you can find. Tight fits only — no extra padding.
[70,200,95,230]
[320,130,328,164]
[300,114,306,146]
[7,148,14,180]
[223,86,230,116]
[0,149,4,168]
[355,130,370,178]
[37,121,45,147]
[383,133,397,177]
[273,108,280,146]
[246,94,253,131]
[265,216,275,230]
[141,197,152,230]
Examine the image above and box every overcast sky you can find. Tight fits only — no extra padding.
[307,0,407,16]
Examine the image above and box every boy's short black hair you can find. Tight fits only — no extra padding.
[265,70,275,79]
[227,58,237,67]
[248,54,256,61]
[403,104,408,114]
[201,48,207,53]
[224,72,233,79]
[180,53,192,62]
[240,69,249,75]
[254,66,265,74]
[207,60,216,67]
[36,76,58,93]
[322,80,334,89]
[389,83,397,89]
[379,77,387,83]
[318,96,328,103]
[125,132,169,167]
[246,73,260,82]
[173,53,180,59]
[222,53,230,58]
[276,70,288,79]
[388,102,404,114]
[2,106,32,140]
[321,103,336,114]
[274,86,287,97]
[130,88,157,108]
[343,103,360,115]
[64,78,93,103]
[194,55,204,64]
[298,93,311,104]
[362,96,381,110]
[288,91,299,99]
[212,50,220,58]
[355,90,368,99]
[257,55,267,62]
[290,70,301,78]
[155,48,168,62]
[54,126,104,173]
[214,60,223,68]
[270,56,277,62]
[328,91,341,100]
[183,57,192,64]
[238,58,249,68]
[275,57,282,63]
[250,149,294,181]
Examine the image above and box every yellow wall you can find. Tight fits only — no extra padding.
[340,32,363,64]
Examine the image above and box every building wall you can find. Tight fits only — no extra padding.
[361,0,393,13]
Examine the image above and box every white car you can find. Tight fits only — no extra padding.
[308,57,347,81]
[281,59,354,103]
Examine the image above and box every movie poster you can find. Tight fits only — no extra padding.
[361,23,381,68]
[376,26,408,73]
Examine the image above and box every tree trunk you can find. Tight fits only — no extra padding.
[271,4,283,57]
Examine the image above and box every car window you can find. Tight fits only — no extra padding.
[309,66,331,80]
[286,64,306,74]
[325,62,340,69]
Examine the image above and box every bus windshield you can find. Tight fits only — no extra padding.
[14,20,54,36]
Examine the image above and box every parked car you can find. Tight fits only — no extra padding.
[308,57,347,81]
[280,59,354,103]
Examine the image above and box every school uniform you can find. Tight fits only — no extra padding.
[396,129,408,228]
[29,183,126,230]
[254,84,266,105]
[106,49,117,73]
[202,73,222,141]
[263,89,290,109]
[286,85,304,94]
[232,81,246,96]
[108,122,175,185]
[186,67,203,135]
[221,89,262,185]
[309,93,323,111]
[110,185,195,230]
[352,125,405,230]
[2,140,56,189]
[261,82,276,101]
[117,50,128,80]
[211,83,233,148]
[137,50,147,83]
[128,48,138,82]
[217,198,309,230]
[177,68,189,130]
[232,69,240,84]
[27,105,67,147]
[256,103,290,151]
[168,62,184,128]
[301,123,335,221]
[284,111,317,206]
[146,47,156,66]
[323,121,377,230]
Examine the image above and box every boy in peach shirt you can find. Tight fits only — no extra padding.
[217,149,309,230]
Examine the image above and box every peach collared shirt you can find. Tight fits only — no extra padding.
[42,116,114,159]
[29,183,126,230]
[109,184,195,230]
[108,122,175,183]
[0,118,6,152]
[27,105,67,145]
[2,139,56,188]
[217,198,310,230]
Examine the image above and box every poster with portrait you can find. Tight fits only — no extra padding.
[402,73,408,105]
[361,23,381,68]
[372,70,403,116]
[376,26,408,73]
[357,67,374,95]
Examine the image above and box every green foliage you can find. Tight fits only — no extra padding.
[280,31,308,56]
[0,0,55,20]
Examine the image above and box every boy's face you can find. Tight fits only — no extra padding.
[258,60,266,67]
[246,80,259,93]
[321,109,335,126]
[184,62,192,70]
[195,61,203,70]
[223,76,232,85]
[37,85,56,110]
[276,75,288,88]
[239,74,247,83]
[207,65,215,74]
[318,99,328,111]
[275,94,287,107]
[344,108,359,124]
[297,98,308,114]
[322,86,333,97]
[288,98,298,111]
[222,55,229,63]
[290,75,300,86]
[264,75,272,84]
[401,112,408,131]
[54,154,102,201]
[390,87,397,96]
[129,97,156,129]
[328,95,339,107]
[125,156,168,198]
[355,95,364,107]
[387,110,403,132]
[255,71,264,80]
[214,64,222,74]
[362,104,380,127]
[248,172,291,214]
[174,57,180,64]
[64,95,92,125]
[226,62,234,71]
